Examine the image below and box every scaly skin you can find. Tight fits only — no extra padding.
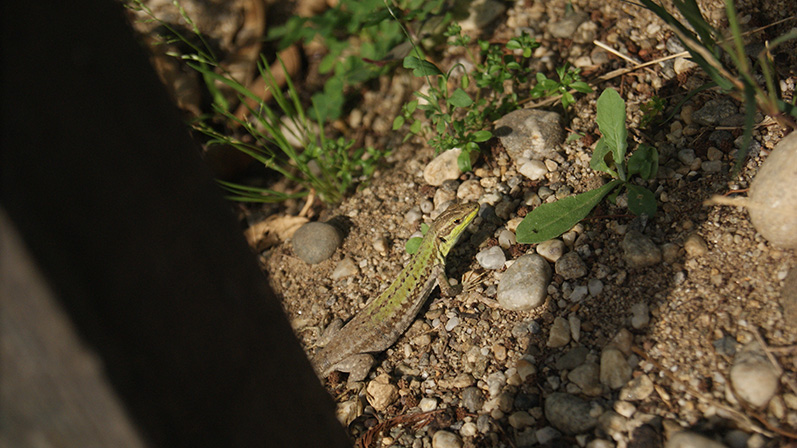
[312,202,480,382]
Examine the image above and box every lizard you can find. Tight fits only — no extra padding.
[312,202,480,382]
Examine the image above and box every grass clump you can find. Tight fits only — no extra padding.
[516,88,659,244]
[636,0,797,171]
[126,0,389,204]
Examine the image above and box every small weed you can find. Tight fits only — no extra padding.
[127,0,389,204]
[530,63,593,111]
[516,88,659,244]
[640,95,666,128]
[636,0,797,172]
[268,0,448,122]
[393,24,539,172]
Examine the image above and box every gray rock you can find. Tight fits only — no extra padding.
[621,230,662,268]
[424,148,467,186]
[535,426,562,445]
[588,278,604,296]
[458,0,506,31]
[518,159,549,180]
[547,12,589,39]
[666,431,728,448]
[630,302,650,329]
[555,251,587,279]
[292,222,342,264]
[536,239,566,262]
[462,386,485,413]
[600,347,632,389]
[677,148,696,165]
[619,374,654,401]
[432,430,462,448]
[730,342,779,407]
[544,393,598,435]
[494,109,564,162]
[567,362,603,396]
[701,160,723,172]
[556,346,589,370]
[497,254,552,311]
[547,317,571,348]
[476,245,506,270]
[692,98,738,126]
[747,131,797,248]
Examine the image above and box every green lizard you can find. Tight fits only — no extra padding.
[313,202,480,382]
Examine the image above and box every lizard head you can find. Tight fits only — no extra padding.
[433,202,480,257]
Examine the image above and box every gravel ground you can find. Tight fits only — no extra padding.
[130,0,797,446]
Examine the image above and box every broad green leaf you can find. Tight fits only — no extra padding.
[449,88,473,108]
[403,56,443,77]
[626,184,657,217]
[567,132,585,142]
[516,180,622,244]
[472,130,492,142]
[571,81,593,94]
[409,120,422,134]
[405,237,423,254]
[596,88,628,165]
[457,148,474,173]
[590,138,617,178]
[392,115,405,130]
[627,144,659,180]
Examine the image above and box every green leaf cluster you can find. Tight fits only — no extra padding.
[529,63,593,110]
[393,25,539,172]
[516,88,659,244]
[127,1,389,204]
[267,0,448,122]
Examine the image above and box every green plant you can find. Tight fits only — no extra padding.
[393,25,539,171]
[268,0,448,122]
[127,0,388,204]
[635,0,797,172]
[639,95,666,128]
[529,63,593,111]
[516,88,659,244]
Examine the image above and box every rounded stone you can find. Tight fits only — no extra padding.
[555,251,587,279]
[536,239,566,262]
[730,342,779,408]
[291,222,342,264]
[544,392,598,435]
[497,254,552,311]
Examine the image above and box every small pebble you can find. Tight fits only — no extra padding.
[535,426,562,445]
[508,411,535,429]
[517,359,537,381]
[292,222,342,264]
[366,374,399,411]
[432,430,462,448]
[600,347,632,389]
[459,422,478,437]
[614,400,636,418]
[730,342,779,407]
[476,246,507,270]
[620,374,654,401]
[330,257,359,280]
[544,393,598,435]
[667,431,727,448]
[420,397,439,412]
[621,230,662,268]
[536,239,566,262]
[588,279,604,296]
[684,233,709,257]
[567,363,603,396]
[677,148,696,165]
[518,159,548,180]
[497,254,552,311]
[548,317,571,348]
[630,302,650,329]
[701,160,722,172]
[424,148,467,186]
[372,236,389,253]
[569,285,588,302]
[556,346,589,370]
[555,251,587,279]
[569,315,581,341]
[457,179,484,201]
[462,387,485,413]
[498,228,516,249]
